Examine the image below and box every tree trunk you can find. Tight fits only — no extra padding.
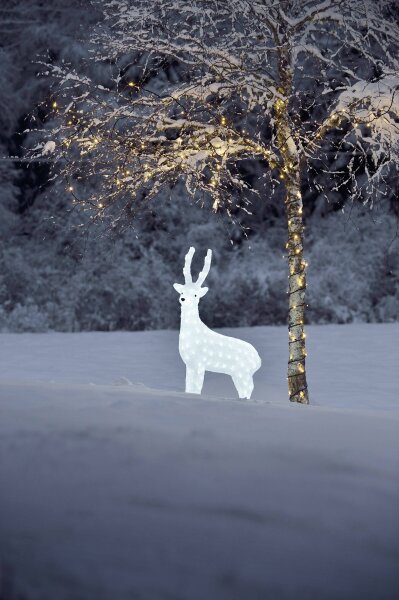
[274,107,310,404]
[274,37,310,404]
[284,169,309,404]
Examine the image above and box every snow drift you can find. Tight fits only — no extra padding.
[0,324,398,600]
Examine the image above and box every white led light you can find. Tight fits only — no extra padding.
[173,247,261,399]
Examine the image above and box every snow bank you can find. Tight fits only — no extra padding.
[0,325,398,600]
[0,324,397,409]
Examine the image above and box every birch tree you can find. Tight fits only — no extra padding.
[32,0,399,404]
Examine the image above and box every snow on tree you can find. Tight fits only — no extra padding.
[31,0,399,404]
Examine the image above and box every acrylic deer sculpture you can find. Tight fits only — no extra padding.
[173,247,261,399]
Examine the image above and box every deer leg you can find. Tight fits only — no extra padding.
[186,366,205,395]
[232,373,254,400]
[244,375,254,400]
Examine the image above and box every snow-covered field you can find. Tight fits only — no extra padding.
[0,324,398,600]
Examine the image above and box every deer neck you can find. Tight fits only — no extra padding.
[180,304,202,332]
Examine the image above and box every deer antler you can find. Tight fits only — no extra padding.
[183,247,195,284]
[196,249,212,286]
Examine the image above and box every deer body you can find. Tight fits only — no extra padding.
[174,247,261,399]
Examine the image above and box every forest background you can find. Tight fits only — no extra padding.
[1,0,398,333]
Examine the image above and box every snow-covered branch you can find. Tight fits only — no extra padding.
[31,0,399,219]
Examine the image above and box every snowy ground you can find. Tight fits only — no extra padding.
[0,324,398,600]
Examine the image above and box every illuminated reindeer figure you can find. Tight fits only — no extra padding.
[173,247,261,399]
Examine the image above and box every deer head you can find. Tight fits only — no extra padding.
[173,247,212,306]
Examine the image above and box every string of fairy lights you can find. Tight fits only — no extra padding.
[286,186,308,403]
[273,95,309,402]
[51,78,279,216]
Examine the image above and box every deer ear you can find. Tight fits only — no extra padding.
[173,283,184,294]
[198,287,208,297]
